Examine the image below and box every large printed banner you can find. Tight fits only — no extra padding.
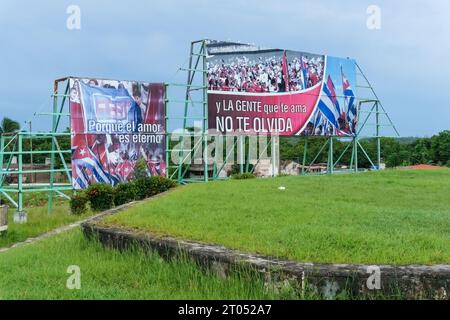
[69,78,166,189]
[206,41,357,136]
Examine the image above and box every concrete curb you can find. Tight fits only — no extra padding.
[82,222,450,300]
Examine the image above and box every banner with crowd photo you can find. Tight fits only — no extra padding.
[69,77,166,189]
[206,41,358,137]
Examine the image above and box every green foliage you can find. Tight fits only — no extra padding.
[113,183,137,206]
[231,164,255,175]
[70,192,88,215]
[133,178,151,200]
[280,131,450,168]
[147,176,176,196]
[133,158,148,180]
[133,176,176,200]
[231,172,256,180]
[0,230,304,300]
[0,117,20,134]
[86,183,114,212]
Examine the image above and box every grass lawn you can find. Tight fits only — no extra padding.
[102,169,450,265]
[0,229,294,300]
[0,194,95,248]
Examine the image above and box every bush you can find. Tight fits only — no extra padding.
[134,176,176,200]
[231,164,255,175]
[133,158,148,180]
[447,160,450,168]
[70,192,88,215]
[133,178,152,200]
[231,172,256,180]
[114,183,137,206]
[148,176,176,196]
[86,183,114,212]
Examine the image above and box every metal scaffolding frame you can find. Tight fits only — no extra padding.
[0,78,72,214]
[299,62,399,175]
[167,40,399,181]
[166,39,280,184]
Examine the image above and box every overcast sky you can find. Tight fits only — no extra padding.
[0,0,449,136]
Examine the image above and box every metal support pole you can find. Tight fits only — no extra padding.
[301,137,308,175]
[354,137,358,173]
[17,134,23,212]
[164,84,169,179]
[48,82,58,214]
[328,136,334,174]
[239,136,244,174]
[178,42,194,183]
[202,41,208,182]
[0,135,4,185]
[13,134,27,223]
[270,135,279,177]
[376,102,381,169]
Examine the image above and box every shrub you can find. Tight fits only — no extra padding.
[133,178,152,200]
[231,172,256,180]
[133,158,148,180]
[70,192,88,215]
[86,183,114,211]
[134,176,176,200]
[231,164,255,175]
[447,160,450,168]
[147,176,176,196]
[114,183,137,206]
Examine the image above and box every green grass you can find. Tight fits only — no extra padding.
[103,169,450,265]
[0,230,298,300]
[0,201,95,249]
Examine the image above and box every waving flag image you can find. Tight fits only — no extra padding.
[342,67,356,123]
[326,75,340,115]
[318,80,340,129]
[301,56,309,89]
[71,134,113,189]
[281,51,290,92]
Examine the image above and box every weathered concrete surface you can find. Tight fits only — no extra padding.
[82,223,450,300]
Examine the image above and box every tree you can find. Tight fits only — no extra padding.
[430,130,450,165]
[0,117,20,134]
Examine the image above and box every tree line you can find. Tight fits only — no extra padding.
[280,131,450,168]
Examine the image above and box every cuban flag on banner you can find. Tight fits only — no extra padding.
[342,67,356,122]
[72,134,112,189]
[301,56,309,89]
[326,75,340,115]
[318,80,340,129]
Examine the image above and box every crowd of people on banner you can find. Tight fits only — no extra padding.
[207,53,324,93]
[301,114,357,137]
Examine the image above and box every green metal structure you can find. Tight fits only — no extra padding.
[166,39,399,182]
[299,62,400,175]
[0,78,72,215]
[0,40,399,214]
[166,40,281,183]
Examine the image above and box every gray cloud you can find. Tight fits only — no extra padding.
[0,0,449,136]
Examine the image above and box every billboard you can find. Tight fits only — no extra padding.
[206,41,357,136]
[69,77,166,189]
